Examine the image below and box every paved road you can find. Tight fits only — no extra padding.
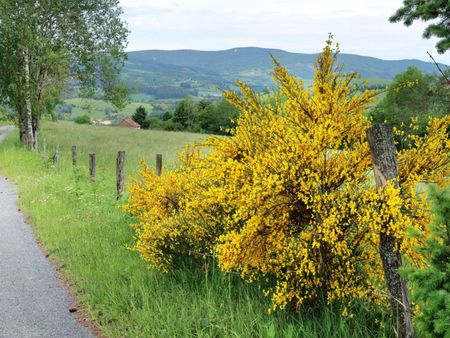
[0,126,93,338]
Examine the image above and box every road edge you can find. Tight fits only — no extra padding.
[0,126,104,338]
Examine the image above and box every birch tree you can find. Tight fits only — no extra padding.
[0,0,129,147]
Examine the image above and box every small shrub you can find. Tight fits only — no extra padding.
[74,114,91,124]
[146,118,162,129]
[161,111,173,121]
[163,120,184,131]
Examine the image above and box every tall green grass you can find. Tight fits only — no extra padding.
[39,121,207,179]
[0,124,393,337]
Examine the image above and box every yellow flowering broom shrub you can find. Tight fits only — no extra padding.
[124,38,449,312]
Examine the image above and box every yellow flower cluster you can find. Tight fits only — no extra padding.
[124,38,449,312]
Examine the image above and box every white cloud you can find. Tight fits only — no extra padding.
[120,0,450,63]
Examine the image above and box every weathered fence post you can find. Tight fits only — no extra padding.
[72,146,77,166]
[116,151,125,199]
[367,124,413,338]
[89,153,96,180]
[156,154,162,176]
[43,138,47,159]
[53,143,59,166]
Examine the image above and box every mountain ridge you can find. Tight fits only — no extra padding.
[122,47,448,99]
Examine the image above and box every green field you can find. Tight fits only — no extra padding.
[65,98,155,120]
[38,122,207,175]
[61,74,389,124]
[0,123,393,337]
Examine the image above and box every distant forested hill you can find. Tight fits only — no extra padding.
[123,47,448,99]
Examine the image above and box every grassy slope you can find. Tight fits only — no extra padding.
[0,123,392,337]
[65,98,155,120]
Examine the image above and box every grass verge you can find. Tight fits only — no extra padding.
[0,124,393,337]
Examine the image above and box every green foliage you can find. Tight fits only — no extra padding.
[0,0,129,130]
[74,114,91,125]
[197,99,237,134]
[131,105,148,129]
[164,97,238,134]
[0,125,394,337]
[402,186,450,337]
[104,78,130,111]
[161,111,173,121]
[173,96,197,128]
[390,0,450,54]
[0,105,15,125]
[162,120,184,131]
[146,117,163,129]
[369,67,449,148]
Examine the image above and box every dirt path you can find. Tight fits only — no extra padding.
[0,126,93,338]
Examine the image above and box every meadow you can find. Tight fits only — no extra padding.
[0,122,393,337]
[65,98,155,120]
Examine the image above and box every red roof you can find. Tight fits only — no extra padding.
[118,118,140,129]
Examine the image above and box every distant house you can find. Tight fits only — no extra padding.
[118,118,140,129]
[92,119,113,126]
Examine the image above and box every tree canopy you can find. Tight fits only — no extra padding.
[0,0,129,147]
[390,0,450,54]
[132,105,149,129]
[369,66,449,148]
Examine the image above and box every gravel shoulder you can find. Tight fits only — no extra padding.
[0,126,93,338]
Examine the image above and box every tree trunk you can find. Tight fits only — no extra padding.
[20,46,34,149]
[366,124,413,338]
[18,105,27,144]
[32,114,39,150]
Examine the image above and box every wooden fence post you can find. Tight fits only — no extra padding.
[116,151,125,199]
[156,154,162,176]
[43,138,47,159]
[367,124,413,338]
[53,143,59,166]
[72,146,77,166]
[89,153,96,180]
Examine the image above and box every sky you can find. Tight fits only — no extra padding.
[120,0,450,64]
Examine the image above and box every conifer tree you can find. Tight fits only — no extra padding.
[390,0,450,54]
[402,186,450,338]
[132,106,148,127]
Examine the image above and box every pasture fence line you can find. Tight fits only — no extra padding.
[36,139,163,200]
[28,123,416,336]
